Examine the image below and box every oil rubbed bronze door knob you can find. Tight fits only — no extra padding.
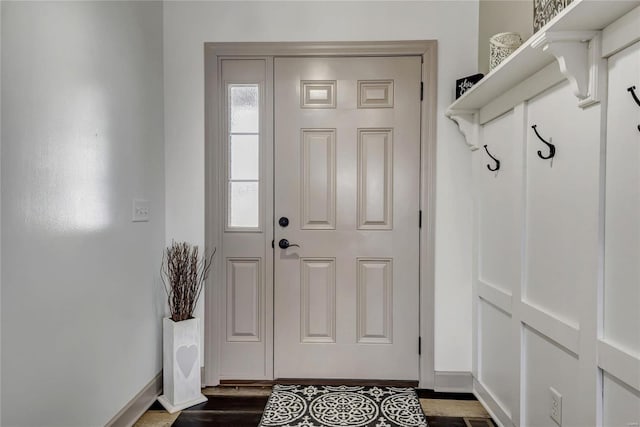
[278,239,300,249]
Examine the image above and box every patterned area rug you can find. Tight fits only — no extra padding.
[258,385,428,427]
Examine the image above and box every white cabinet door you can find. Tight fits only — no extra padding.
[604,41,640,357]
[273,57,421,380]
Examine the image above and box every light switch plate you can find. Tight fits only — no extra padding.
[132,199,150,222]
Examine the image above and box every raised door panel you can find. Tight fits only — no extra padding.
[524,82,601,327]
[226,259,261,342]
[604,41,640,357]
[301,129,336,230]
[357,129,393,230]
[357,258,393,344]
[300,258,336,343]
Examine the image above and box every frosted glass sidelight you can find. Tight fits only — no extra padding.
[229,182,259,228]
[227,83,260,229]
[230,85,259,133]
[230,135,259,180]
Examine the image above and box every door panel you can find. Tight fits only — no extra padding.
[274,56,421,380]
[219,59,273,379]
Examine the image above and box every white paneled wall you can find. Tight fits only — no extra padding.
[603,374,640,427]
[602,39,640,427]
[478,110,522,297]
[604,43,640,358]
[524,83,600,329]
[478,300,513,418]
[467,8,640,426]
[473,81,610,426]
[522,326,580,427]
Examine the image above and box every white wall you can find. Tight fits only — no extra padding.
[1,2,165,426]
[164,0,478,374]
[477,0,532,75]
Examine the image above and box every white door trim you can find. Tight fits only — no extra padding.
[204,41,437,389]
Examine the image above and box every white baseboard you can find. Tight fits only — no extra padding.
[105,372,163,427]
[473,377,513,427]
[433,371,473,392]
[157,393,207,414]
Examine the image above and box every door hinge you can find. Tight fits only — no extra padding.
[418,336,422,355]
[271,239,274,249]
[419,210,422,228]
[420,82,424,101]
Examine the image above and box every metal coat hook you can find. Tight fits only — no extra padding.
[628,86,640,107]
[532,125,556,160]
[483,144,500,172]
[629,87,640,134]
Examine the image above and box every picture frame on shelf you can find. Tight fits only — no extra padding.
[456,73,485,99]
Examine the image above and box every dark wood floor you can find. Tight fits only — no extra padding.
[141,387,496,427]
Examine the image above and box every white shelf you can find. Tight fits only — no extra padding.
[447,0,640,114]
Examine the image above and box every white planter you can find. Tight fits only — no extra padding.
[157,317,207,413]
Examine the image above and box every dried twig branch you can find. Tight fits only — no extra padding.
[160,241,216,322]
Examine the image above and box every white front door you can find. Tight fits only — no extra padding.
[273,56,422,380]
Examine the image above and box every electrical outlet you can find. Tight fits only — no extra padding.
[132,199,150,222]
[549,387,562,426]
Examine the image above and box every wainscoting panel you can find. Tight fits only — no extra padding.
[603,372,640,427]
[477,110,521,297]
[478,280,512,315]
[523,326,580,427]
[598,340,640,392]
[604,41,640,357]
[478,299,513,418]
[473,102,525,426]
[520,302,580,356]
[523,81,600,327]
[461,7,640,427]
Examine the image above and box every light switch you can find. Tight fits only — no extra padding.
[132,199,150,222]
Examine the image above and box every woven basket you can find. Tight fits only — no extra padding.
[489,32,523,71]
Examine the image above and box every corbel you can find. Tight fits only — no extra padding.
[446,109,480,151]
[531,31,605,108]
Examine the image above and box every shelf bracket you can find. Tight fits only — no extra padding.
[446,109,479,151]
[531,31,605,108]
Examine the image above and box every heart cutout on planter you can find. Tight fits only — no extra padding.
[176,345,198,378]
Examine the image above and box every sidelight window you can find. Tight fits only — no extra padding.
[227,84,260,229]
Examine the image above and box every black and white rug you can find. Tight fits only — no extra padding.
[259,385,428,427]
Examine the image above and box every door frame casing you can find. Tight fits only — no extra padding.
[204,41,437,388]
